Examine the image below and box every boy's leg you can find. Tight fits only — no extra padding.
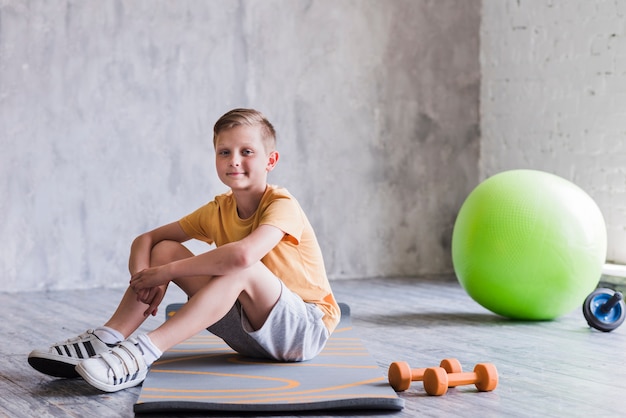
[105,240,280,342]
[75,260,282,392]
[28,240,198,378]
[150,261,282,352]
[103,240,201,337]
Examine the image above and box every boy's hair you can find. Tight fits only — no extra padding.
[213,108,276,152]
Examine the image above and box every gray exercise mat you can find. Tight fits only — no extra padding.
[134,303,404,413]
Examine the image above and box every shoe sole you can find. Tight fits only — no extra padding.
[75,363,146,392]
[28,356,80,378]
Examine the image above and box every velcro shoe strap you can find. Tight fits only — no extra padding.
[101,341,145,382]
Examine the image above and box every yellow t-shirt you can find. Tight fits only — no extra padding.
[178,184,340,333]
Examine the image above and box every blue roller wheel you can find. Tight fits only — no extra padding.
[582,288,625,332]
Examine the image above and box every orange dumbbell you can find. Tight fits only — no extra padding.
[423,363,498,396]
[388,358,462,392]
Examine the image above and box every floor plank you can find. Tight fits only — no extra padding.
[1,277,624,417]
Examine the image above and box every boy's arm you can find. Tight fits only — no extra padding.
[129,224,285,291]
[129,222,191,316]
[129,221,191,275]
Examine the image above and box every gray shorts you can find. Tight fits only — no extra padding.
[207,281,330,361]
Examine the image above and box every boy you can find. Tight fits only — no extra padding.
[28,108,341,392]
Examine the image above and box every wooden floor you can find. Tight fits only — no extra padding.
[1,276,624,417]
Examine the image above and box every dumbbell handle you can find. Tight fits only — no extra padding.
[409,366,463,386]
[410,367,428,380]
[446,371,480,387]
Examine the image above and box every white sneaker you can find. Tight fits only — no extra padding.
[28,330,116,378]
[75,339,148,392]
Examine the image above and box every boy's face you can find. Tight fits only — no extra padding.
[214,125,278,193]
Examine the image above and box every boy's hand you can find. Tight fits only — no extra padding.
[130,265,170,290]
[130,266,171,316]
[136,285,166,317]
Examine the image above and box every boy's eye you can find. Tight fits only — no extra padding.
[242,149,253,156]
[218,150,230,156]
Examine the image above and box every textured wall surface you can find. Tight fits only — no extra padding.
[1,1,480,291]
[481,0,626,264]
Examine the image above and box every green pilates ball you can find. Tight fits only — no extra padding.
[452,170,607,320]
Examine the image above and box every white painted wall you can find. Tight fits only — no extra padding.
[481,0,626,264]
[1,1,480,291]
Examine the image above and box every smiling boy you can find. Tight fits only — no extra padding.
[28,108,341,392]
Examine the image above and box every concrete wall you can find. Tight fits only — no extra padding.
[481,0,626,264]
[1,1,480,292]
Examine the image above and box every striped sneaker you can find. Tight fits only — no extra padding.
[76,339,148,392]
[28,330,116,378]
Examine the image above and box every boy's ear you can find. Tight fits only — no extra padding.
[266,150,279,172]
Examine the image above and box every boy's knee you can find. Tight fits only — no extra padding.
[150,241,192,266]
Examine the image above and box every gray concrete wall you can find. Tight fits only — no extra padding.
[481,0,626,264]
[1,0,480,291]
